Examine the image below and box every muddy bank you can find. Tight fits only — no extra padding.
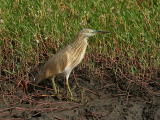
[1,94,160,120]
[1,79,160,120]
[1,58,160,120]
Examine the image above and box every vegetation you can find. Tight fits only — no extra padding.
[0,0,160,99]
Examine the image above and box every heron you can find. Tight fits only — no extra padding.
[35,28,108,99]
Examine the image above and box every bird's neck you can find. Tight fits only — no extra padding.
[70,35,88,51]
[74,34,88,45]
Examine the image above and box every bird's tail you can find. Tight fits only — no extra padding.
[34,70,45,84]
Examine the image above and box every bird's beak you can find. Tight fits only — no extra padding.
[95,30,109,34]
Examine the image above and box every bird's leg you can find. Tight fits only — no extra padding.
[51,76,57,94]
[65,71,73,99]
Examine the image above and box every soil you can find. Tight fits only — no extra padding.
[1,67,160,120]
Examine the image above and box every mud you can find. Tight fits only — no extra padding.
[1,64,160,120]
[1,77,160,120]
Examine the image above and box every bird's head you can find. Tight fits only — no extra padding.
[79,28,108,37]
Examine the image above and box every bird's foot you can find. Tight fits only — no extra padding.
[66,92,79,102]
[68,96,78,102]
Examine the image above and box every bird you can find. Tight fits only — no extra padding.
[35,28,108,99]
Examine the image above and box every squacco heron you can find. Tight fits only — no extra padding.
[35,28,108,98]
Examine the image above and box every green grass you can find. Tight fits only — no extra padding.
[0,0,160,83]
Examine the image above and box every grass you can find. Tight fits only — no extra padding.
[0,0,160,98]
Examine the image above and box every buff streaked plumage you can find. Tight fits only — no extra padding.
[35,28,108,99]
